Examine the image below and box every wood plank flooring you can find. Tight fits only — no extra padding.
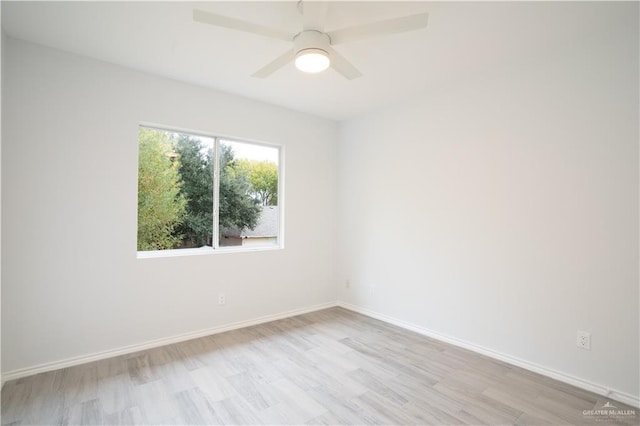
[1,307,637,425]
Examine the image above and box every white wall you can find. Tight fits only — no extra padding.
[0,11,4,384]
[338,12,639,400]
[2,37,338,373]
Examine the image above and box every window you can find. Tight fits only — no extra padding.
[137,126,281,255]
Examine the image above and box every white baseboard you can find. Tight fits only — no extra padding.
[1,301,338,385]
[337,301,640,409]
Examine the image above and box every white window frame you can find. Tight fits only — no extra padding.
[136,124,284,259]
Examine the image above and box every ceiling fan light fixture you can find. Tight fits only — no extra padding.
[295,48,330,73]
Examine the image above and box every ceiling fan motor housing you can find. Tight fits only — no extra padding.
[293,30,331,56]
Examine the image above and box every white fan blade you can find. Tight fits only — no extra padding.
[327,47,362,80]
[302,1,329,31]
[194,9,294,42]
[328,12,428,45]
[252,49,295,78]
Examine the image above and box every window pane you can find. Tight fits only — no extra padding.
[137,126,281,253]
[174,134,214,248]
[219,140,279,248]
[137,127,214,251]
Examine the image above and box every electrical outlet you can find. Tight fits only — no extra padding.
[218,293,226,305]
[577,330,591,350]
[345,280,350,289]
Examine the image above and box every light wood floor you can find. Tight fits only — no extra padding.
[1,307,637,425]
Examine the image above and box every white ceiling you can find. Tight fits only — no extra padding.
[1,1,623,121]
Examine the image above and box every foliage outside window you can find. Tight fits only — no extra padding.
[137,126,280,253]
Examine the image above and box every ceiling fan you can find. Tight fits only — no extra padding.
[193,1,428,80]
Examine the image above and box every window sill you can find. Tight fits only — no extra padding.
[137,245,283,259]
